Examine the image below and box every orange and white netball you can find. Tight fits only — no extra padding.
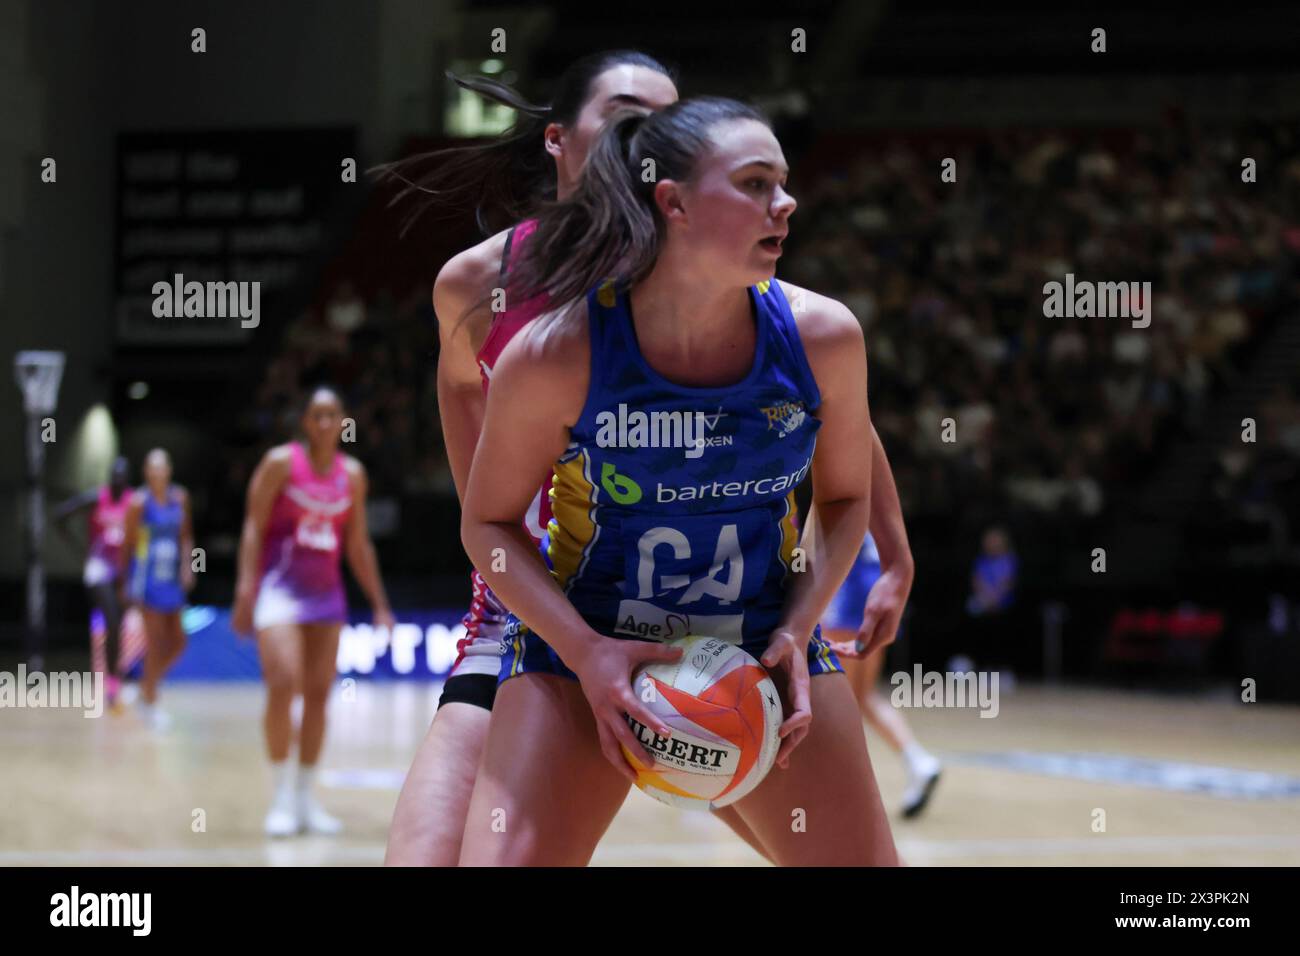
[624,635,782,811]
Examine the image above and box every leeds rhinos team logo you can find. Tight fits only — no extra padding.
[758,399,807,438]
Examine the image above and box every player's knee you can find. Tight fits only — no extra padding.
[301,678,332,708]
[263,667,299,698]
[460,831,536,867]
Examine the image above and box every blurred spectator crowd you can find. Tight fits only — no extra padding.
[781,117,1300,534]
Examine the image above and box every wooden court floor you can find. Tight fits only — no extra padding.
[3,682,1298,866]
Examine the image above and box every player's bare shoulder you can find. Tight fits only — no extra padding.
[774,280,868,374]
[341,453,367,487]
[251,444,294,492]
[778,280,864,351]
[433,229,512,341]
[262,443,295,472]
[494,297,591,426]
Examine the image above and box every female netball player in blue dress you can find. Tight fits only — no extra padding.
[121,448,194,731]
[458,97,899,865]
[383,59,913,865]
[823,531,942,818]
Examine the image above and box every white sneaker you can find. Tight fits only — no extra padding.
[297,793,343,835]
[137,701,171,733]
[901,760,942,819]
[264,796,300,838]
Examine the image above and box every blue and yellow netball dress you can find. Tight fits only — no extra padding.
[129,489,185,613]
[502,278,842,681]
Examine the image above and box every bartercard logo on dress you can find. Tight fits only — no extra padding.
[758,399,807,438]
[654,455,811,503]
[600,463,643,504]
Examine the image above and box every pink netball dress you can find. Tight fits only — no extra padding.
[253,442,353,630]
[84,485,131,587]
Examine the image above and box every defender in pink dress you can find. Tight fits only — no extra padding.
[234,387,394,838]
[86,483,132,589]
[452,216,554,682]
[382,53,682,867]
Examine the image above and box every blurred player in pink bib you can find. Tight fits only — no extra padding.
[253,439,352,630]
[234,386,395,837]
[53,455,134,710]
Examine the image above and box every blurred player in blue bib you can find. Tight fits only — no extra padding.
[822,532,942,818]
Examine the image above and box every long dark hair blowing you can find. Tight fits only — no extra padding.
[507,97,770,312]
[373,50,675,236]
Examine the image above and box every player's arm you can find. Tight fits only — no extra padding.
[459,306,599,656]
[433,231,510,501]
[178,487,196,592]
[780,296,873,643]
[832,427,914,657]
[231,447,291,634]
[342,458,395,630]
[867,427,912,579]
[460,307,679,779]
[763,293,873,765]
[786,278,913,658]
